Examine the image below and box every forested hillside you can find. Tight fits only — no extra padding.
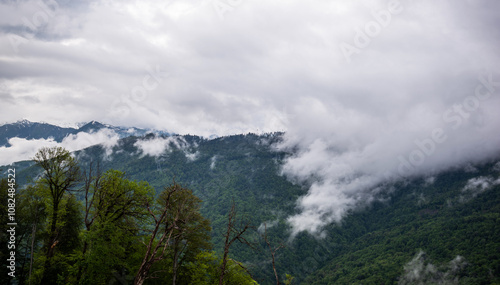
[3,132,500,284]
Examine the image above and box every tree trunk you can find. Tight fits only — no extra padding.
[29,223,36,285]
[134,263,152,285]
[172,244,180,285]
[46,202,59,257]
[219,241,230,285]
[40,202,59,284]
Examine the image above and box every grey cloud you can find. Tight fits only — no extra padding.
[0,92,14,103]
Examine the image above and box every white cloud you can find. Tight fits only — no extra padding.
[399,251,467,285]
[0,137,57,165]
[185,150,199,162]
[134,136,198,160]
[0,128,120,165]
[134,137,172,157]
[62,128,120,157]
[460,176,500,201]
[210,155,217,170]
[279,72,500,235]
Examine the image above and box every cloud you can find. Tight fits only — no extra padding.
[493,162,500,172]
[398,251,467,285]
[280,73,500,235]
[210,155,217,170]
[459,176,500,202]
[257,219,280,234]
[134,137,172,157]
[62,128,120,157]
[134,135,198,160]
[0,137,56,166]
[0,128,120,165]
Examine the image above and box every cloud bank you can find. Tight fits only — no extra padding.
[279,72,500,235]
[0,129,120,165]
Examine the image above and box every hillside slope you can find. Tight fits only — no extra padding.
[5,131,500,284]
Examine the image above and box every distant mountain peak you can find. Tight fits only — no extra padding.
[14,119,34,126]
[78,121,107,132]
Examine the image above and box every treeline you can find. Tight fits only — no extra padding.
[0,146,261,285]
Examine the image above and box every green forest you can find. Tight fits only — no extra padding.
[2,133,500,284]
[0,146,263,284]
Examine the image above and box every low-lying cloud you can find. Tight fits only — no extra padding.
[459,175,500,202]
[398,251,467,285]
[134,136,198,161]
[0,129,120,165]
[279,71,500,235]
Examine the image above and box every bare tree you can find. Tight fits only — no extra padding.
[82,160,102,233]
[134,184,182,285]
[219,201,254,285]
[76,160,102,283]
[262,223,285,285]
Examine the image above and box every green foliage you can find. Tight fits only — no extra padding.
[142,183,213,284]
[78,169,153,284]
[222,258,259,285]
[284,274,295,285]
[30,194,83,284]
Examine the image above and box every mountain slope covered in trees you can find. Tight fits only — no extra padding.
[1,122,500,284]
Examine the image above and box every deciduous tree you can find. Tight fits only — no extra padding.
[33,147,80,284]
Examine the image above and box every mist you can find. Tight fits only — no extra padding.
[278,73,500,235]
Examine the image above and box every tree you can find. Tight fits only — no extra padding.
[134,184,181,285]
[78,169,153,284]
[33,147,80,284]
[162,187,211,285]
[134,183,212,285]
[262,223,285,285]
[17,185,47,285]
[75,160,102,283]
[30,194,82,284]
[219,201,255,285]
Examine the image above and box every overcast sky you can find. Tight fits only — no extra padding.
[1,0,500,235]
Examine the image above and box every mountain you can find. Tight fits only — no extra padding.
[2,124,500,284]
[0,119,77,146]
[76,120,167,138]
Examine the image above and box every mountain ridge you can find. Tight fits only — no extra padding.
[0,119,173,147]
